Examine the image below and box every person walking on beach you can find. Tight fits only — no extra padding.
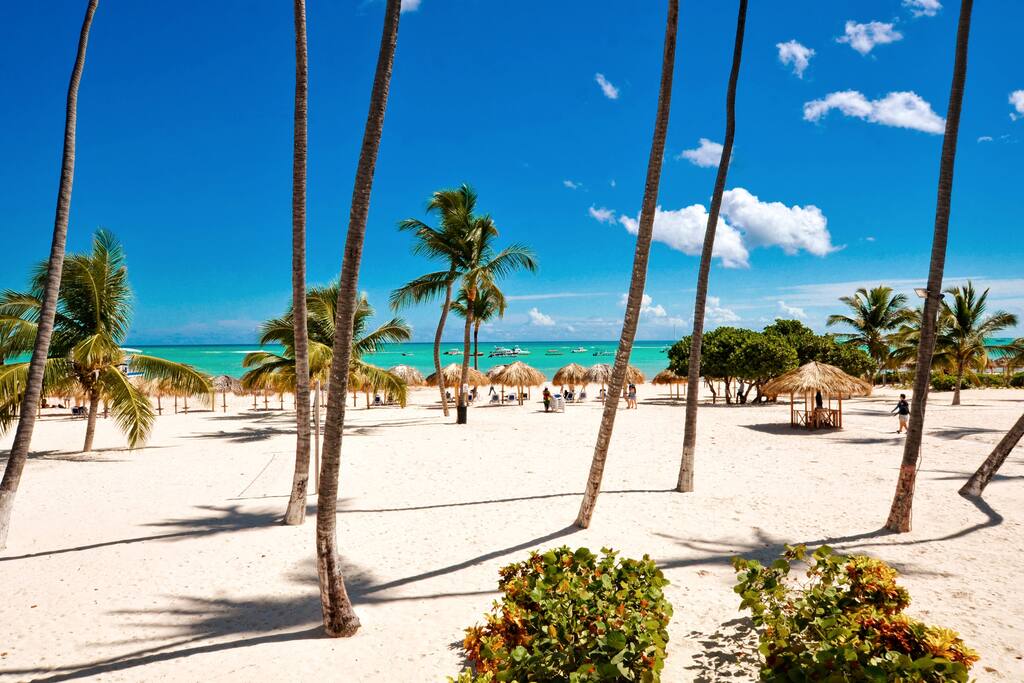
[626,383,637,409]
[891,393,910,434]
[542,387,552,413]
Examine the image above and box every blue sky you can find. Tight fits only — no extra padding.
[2,0,1022,343]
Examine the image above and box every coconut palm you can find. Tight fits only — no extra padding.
[886,0,974,534]
[677,0,748,494]
[241,287,410,405]
[390,184,478,417]
[316,0,401,638]
[0,231,212,453]
[935,282,1017,406]
[450,284,507,370]
[0,0,98,550]
[575,0,679,528]
[826,286,913,384]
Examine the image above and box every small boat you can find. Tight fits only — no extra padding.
[489,345,531,358]
[443,348,462,356]
[545,348,563,356]
[401,352,412,356]
[571,347,587,353]
[593,350,613,357]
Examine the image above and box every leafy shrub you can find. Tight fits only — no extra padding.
[1010,372,1024,388]
[930,373,959,391]
[975,373,1006,388]
[734,545,978,681]
[452,546,673,682]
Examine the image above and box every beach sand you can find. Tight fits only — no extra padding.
[1,385,1022,681]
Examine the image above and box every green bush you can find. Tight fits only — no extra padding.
[1010,372,1024,388]
[975,373,1006,388]
[930,373,961,391]
[452,547,673,682]
[734,545,978,682]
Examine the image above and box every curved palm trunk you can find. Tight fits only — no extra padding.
[885,0,973,533]
[677,0,747,493]
[456,294,474,424]
[434,281,453,416]
[960,410,1024,497]
[316,0,401,637]
[575,0,678,529]
[82,391,100,452]
[0,0,98,549]
[284,0,311,527]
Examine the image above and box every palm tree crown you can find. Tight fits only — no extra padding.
[827,286,913,380]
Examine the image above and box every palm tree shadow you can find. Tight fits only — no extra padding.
[685,617,759,682]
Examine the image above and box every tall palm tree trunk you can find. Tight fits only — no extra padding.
[952,363,963,405]
[284,0,311,526]
[885,0,973,533]
[315,0,401,637]
[960,410,1024,498]
[0,0,98,550]
[457,293,474,423]
[575,0,678,529]
[473,321,481,370]
[677,0,747,493]
[82,390,101,452]
[434,281,453,416]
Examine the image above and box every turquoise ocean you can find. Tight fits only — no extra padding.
[119,341,678,380]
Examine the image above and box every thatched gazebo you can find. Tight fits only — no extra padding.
[427,363,488,402]
[652,368,686,399]
[762,361,871,430]
[553,363,588,391]
[387,364,425,387]
[491,361,547,405]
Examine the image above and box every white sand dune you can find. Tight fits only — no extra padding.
[1,386,1022,681]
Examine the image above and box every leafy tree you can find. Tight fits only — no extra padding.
[827,286,913,384]
[668,327,757,404]
[731,333,798,403]
[0,231,212,452]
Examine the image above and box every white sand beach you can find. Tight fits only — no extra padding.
[1,385,1022,681]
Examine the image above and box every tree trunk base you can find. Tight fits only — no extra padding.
[0,491,15,549]
[676,446,694,492]
[316,547,361,637]
[283,479,307,525]
[456,405,467,424]
[884,463,917,533]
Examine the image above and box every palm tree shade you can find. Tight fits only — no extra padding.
[315,0,401,638]
[575,0,678,529]
[886,0,974,534]
[678,0,749,494]
[0,0,98,551]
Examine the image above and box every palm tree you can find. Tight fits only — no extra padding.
[677,0,748,494]
[960,410,1024,498]
[391,184,479,417]
[284,0,311,526]
[0,231,213,452]
[450,285,507,370]
[935,282,1017,405]
[316,0,401,638]
[241,287,410,404]
[0,0,98,550]
[827,286,913,384]
[886,0,974,534]
[575,0,679,528]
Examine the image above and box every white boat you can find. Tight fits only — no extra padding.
[443,348,462,356]
[489,345,530,358]
[571,347,587,353]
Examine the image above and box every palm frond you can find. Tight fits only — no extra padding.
[129,354,213,402]
[97,365,155,449]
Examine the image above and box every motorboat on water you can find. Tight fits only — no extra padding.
[545,348,563,355]
[489,345,531,358]
[571,347,587,353]
[443,348,462,356]
[593,350,613,357]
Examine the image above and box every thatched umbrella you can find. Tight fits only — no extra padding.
[625,366,645,385]
[762,361,872,430]
[426,363,488,403]
[586,363,612,389]
[210,374,242,413]
[387,364,425,386]
[492,361,546,405]
[652,368,685,399]
[553,363,588,390]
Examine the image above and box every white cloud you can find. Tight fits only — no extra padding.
[620,293,669,319]
[777,300,807,319]
[610,179,616,188]
[776,40,815,78]
[865,236,876,242]
[563,179,580,190]
[720,188,837,257]
[837,21,903,55]
[588,206,616,224]
[528,307,555,327]
[803,90,945,134]
[977,135,993,143]
[595,73,620,100]
[678,138,725,168]
[1010,90,1024,121]
[706,297,740,324]
[903,0,941,17]
[400,0,421,12]
[618,206,750,268]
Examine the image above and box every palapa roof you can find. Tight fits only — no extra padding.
[553,363,588,386]
[425,363,489,387]
[211,374,243,393]
[761,361,871,398]
[387,364,425,386]
[491,361,547,387]
[625,366,645,384]
[486,365,506,381]
[652,368,684,385]
[586,363,612,384]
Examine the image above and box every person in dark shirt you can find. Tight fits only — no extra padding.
[891,393,911,433]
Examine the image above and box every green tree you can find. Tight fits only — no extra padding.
[450,285,507,370]
[764,319,875,378]
[827,286,913,384]
[0,231,212,452]
[731,333,799,403]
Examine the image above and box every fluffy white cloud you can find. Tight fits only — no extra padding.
[720,188,836,257]
[595,73,619,100]
[1010,90,1024,121]
[776,40,815,78]
[620,293,670,319]
[903,0,941,17]
[803,90,944,134]
[400,0,421,11]
[528,307,555,327]
[617,206,750,268]
[563,179,580,190]
[977,135,993,143]
[837,21,903,55]
[777,300,807,319]
[678,138,725,168]
[706,297,740,324]
[588,206,616,224]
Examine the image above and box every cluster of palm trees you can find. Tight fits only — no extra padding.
[827,283,1021,405]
